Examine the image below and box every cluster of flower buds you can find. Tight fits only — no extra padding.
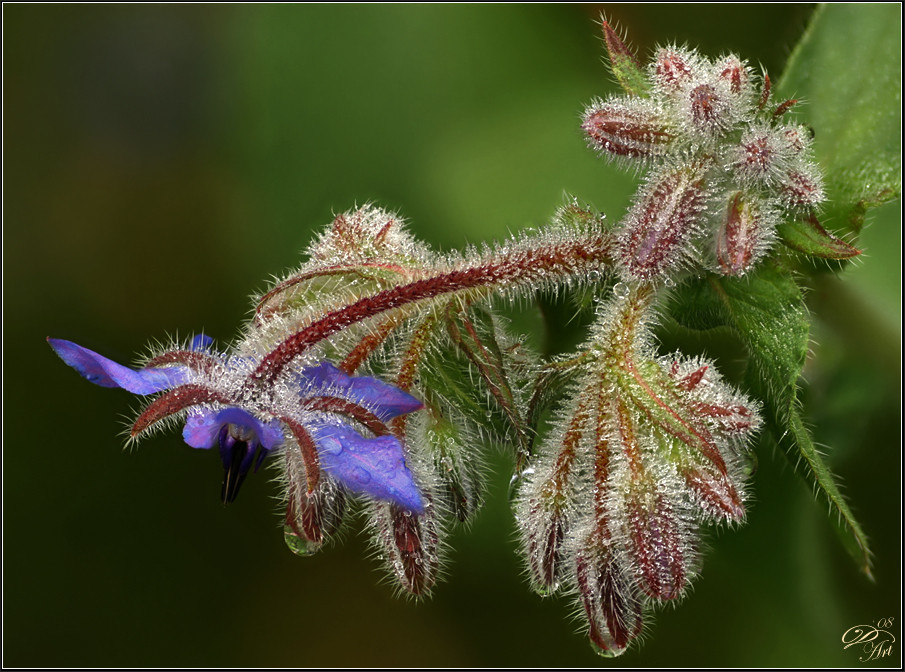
[583,22,828,278]
[47,19,828,659]
[51,203,616,599]
[514,283,760,655]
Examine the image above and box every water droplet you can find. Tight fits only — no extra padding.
[613,282,630,299]
[283,525,320,557]
[588,269,601,282]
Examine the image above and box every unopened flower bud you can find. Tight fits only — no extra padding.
[781,167,825,208]
[716,55,750,95]
[625,487,688,600]
[373,501,440,597]
[525,501,566,594]
[688,83,728,133]
[582,101,673,160]
[575,537,643,657]
[620,161,709,280]
[652,47,698,92]
[684,465,745,522]
[715,191,773,276]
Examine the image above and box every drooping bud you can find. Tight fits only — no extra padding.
[283,440,347,556]
[575,536,643,657]
[601,20,651,97]
[582,100,674,160]
[516,398,589,595]
[619,161,710,280]
[422,414,484,522]
[284,479,347,556]
[624,486,689,600]
[373,501,441,597]
[715,191,774,276]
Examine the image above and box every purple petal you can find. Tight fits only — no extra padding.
[183,407,284,449]
[48,338,187,395]
[303,362,423,422]
[310,422,424,514]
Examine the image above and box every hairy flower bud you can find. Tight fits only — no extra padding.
[620,161,709,280]
[284,476,347,556]
[715,191,775,276]
[781,167,825,208]
[582,100,674,160]
[624,485,689,600]
[717,55,750,95]
[652,47,699,92]
[575,537,643,657]
[372,501,441,597]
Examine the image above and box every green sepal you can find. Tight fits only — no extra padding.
[601,20,651,97]
[777,213,861,260]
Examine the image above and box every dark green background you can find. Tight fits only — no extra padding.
[4,4,900,667]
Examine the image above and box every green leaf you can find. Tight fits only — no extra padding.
[788,409,874,579]
[778,4,902,237]
[672,265,873,575]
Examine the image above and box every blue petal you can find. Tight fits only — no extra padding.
[48,338,187,395]
[303,362,423,421]
[191,333,213,351]
[310,422,425,514]
[182,407,284,449]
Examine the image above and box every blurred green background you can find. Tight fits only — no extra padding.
[4,4,900,667]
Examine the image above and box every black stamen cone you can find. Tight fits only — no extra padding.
[221,439,251,504]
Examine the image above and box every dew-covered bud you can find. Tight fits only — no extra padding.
[575,536,643,657]
[524,498,567,594]
[619,161,709,280]
[715,191,775,276]
[307,205,426,265]
[736,130,781,180]
[652,47,699,92]
[582,100,674,160]
[688,83,728,132]
[684,465,745,522]
[283,480,347,556]
[780,166,825,208]
[283,445,347,556]
[515,399,588,595]
[716,55,750,95]
[372,501,440,597]
[780,124,812,156]
[624,486,689,600]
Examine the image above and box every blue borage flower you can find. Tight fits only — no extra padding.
[48,336,425,512]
